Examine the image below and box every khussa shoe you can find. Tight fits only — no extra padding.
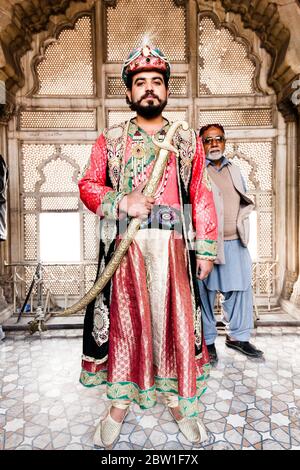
[225,335,264,358]
[175,415,208,444]
[164,393,208,444]
[94,402,130,448]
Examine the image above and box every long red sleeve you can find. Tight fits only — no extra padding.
[78,134,123,218]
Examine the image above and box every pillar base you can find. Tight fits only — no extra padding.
[280,298,300,320]
[282,270,298,300]
[291,277,300,306]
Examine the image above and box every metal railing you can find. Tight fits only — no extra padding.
[252,261,278,313]
[3,260,97,318]
[2,260,278,332]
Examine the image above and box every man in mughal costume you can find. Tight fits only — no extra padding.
[78,45,218,447]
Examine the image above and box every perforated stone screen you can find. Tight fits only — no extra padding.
[198,109,272,127]
[24,214,38,261]
[36,16,94,96]
[227,142,273,192]
[20,111,96,130]
[257,212,273,259]
[41,265,82,296]
[198,17,256,95]
[23,197,36,211]
[22,144,92,193]
[41,197,79,211]
[85,265,98,292]
[227,141,274,261]
[40,159,78,193]
[83,213,99,260]
[22,144,56,193]
[106,0,187,62]
[21,143,96,266]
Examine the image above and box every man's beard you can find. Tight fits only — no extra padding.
[128,92,168,119]
[206,149,223,161]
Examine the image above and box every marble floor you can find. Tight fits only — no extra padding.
[0,327,300,451]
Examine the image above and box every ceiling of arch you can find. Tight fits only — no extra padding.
[0,0,86,90]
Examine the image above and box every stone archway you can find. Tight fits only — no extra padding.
[0,0,91,92]
[0,0,295,94]
[219,0,291,91]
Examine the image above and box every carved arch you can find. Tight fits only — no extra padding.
[198,10,264,94]
[227,149,259,191]
[218,0,291,91]
[28,11,95,96]
[0,0,88,92]
[35,146,81,196]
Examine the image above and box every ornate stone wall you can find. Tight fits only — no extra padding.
[0,0,299,313]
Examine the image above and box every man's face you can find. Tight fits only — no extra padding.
[202,127,226,161]
[126,71,169,118]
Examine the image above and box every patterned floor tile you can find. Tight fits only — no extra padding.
[1,327,300,450]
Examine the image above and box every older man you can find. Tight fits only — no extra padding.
[198,124,263,365]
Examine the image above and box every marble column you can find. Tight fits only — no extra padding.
[290,104,300,308]
[0,116,9,306]
[282,113,299,301]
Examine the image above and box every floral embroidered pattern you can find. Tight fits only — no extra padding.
[79,367,210,417]
[80,369,107,387]
[195,239,217,259]
[104,122,128,190]
[121,122,160,193]
[174,128,196,192]
[194,306,202,349]
[107,382,157,409]
[202,167,212,191]
[100,218,117,255]
[101,190,125,220]
[92,294,110,347]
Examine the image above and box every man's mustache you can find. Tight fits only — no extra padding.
[138,91,161,103]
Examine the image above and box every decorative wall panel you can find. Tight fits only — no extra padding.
[106,0,187,62]
[36,16,94,96]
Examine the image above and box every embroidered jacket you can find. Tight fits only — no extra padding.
[78,120,217,362]
[79,120,217,258]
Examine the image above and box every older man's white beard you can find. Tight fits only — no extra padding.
[206,149,223,161]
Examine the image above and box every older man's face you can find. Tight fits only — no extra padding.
[202,127,226,161]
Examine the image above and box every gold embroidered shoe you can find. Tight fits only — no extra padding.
[163,393,208,444]
[176,415,208,444]
[94,404,130,448]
